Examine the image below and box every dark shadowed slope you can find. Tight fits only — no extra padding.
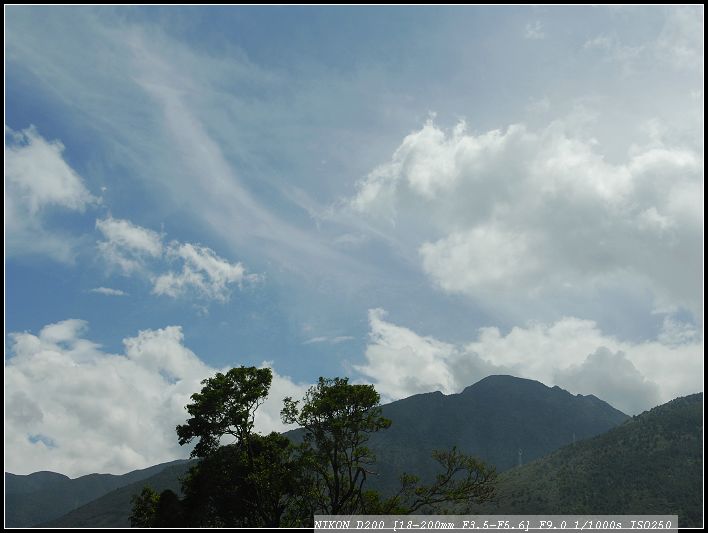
[5,459,188,527]
[473,393,703,528]
[39,461,195,528]
[366,375,629,494]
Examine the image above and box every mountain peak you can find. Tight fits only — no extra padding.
[461,374,548,394]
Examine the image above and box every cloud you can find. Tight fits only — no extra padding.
[96,216,163,275]
[90,287,128,296]
[554,347,661,415]
[348,117,703,320]
[153,242,251,302]
[656,6,704,72]
[96,217,257,303]
[524,21,545,40]
[354,309,508,402]
[354,309,702,414]
[5,320,308,477]
[303,335,355,345]
[6,125,99,262]
[583,7,703,74]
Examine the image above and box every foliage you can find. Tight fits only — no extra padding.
[472,393,703,528]
[153,490,184,527]
[282,377,392,515]
[179,433,308,527]
[128,487,159,527]
[132,367,499,527]
[374,447,497,514]
[176,366,272,458]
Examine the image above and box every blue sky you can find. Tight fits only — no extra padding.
[5,6,703,476]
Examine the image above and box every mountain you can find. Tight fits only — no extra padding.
[471,393,703,527]
[40,461,195,528]
[5,459,189,527]
[27,375,629,527]
[365,375,629,494]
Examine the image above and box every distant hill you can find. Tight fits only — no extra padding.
[30,375,630,527]
[40,461,195,528]
[472,393,703,528]
[5,459,188,527]
[366,375,629,494]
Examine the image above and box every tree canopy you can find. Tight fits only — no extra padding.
[176,366,272,458]
[133,366,497,527]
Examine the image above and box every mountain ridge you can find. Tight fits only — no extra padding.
[471,392,703,527]
[14,375,635,528]
[5,459,189,527]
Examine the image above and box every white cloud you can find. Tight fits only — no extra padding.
[354,309,702,415]
[96,216,163,274]
[6,126,98,213]
[90,287,128,296]
[5,320,308,477]
[5,125,99,261]
[583,7,703,74]
[348,117,703,319]
[655,6,703,72]
[303,335,355,345]
[524,21,545,40]
[583,35,613,51]
[554,347,661,416]
[153,242,249,302]
[96,217,257,302]
[354,309,507,402]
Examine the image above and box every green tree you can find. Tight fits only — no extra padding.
[180,433,308,527]
[132,368,498,527]
[152,490,184,528]
[281,377,392,515]
[368,447,497,514]
[174,366,307,527]
[129,487,159,527]
[176,366,272,459]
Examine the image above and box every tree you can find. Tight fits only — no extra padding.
[129,487,159,527]
[281,377,392,515]
[174,366,307,527]
[133,368,498,527]
[153,490,184,527]
[176,366,272,459]
[179,433,309,527]
[367,447,497,514]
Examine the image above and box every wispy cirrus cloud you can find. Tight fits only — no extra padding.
[303,335,355,345]
[89,287,128,297]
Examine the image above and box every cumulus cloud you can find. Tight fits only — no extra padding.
[6,125,99,261]
[5,320,308,477]
[353,309,510,402]
[348,117,703,319]
[354,309,702,415]
[96,217,257,302]
[554,347,661,416]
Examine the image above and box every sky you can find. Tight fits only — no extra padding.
[4,6,704,477]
